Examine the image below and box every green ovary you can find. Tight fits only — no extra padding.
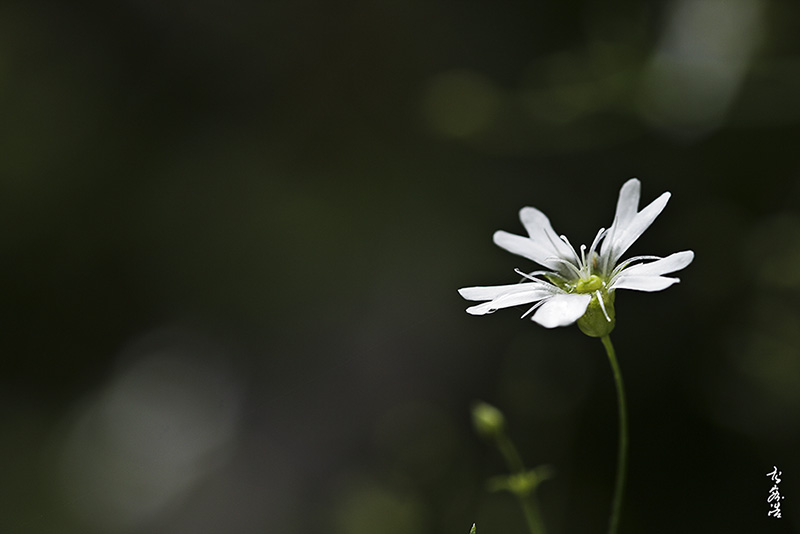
[575,274,604,293]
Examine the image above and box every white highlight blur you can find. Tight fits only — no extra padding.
[57,330,243,532]
[638,0,765,138]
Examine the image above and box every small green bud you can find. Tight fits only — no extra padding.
[577,290,615,337]
[469,523,477,534]
[471,401,505,439]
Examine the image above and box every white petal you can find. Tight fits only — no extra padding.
[602,189,670,269]
[519,207,577,261]
[611,275,680,292]
[611,178,641,229]
[600,179,640,263]
[615,250,694,278]
[458,281,551,301]
[493,231,567,272]
[531,293,592,328]
[465,287,555,315]
[600,179,641,261]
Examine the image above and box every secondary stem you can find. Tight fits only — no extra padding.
[601,334,628,534]
[495,433,546,534]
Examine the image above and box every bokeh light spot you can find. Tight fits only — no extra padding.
[56,330,244,532]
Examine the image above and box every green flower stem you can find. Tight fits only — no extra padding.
[518,493,544,534]
[601,335,627,534]
[495,433,546,534]
[495,432,525,473]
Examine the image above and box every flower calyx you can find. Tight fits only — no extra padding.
[577,289,615,337]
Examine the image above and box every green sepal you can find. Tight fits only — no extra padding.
[486,465,554,497]
[577,290,615,337]
[544,273,570,291]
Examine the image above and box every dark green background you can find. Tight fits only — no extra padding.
[2,1,798,533]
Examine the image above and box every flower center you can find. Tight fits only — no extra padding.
[575,274,604,294]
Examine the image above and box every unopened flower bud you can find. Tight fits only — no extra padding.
[471,401,505,438]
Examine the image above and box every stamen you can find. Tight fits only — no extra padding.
[514,268,548,282]
[596,290,611,322]
[546,257,583,278]
[587,228,607,274]
[525,269,555,278]
[588,227,607,258]
[521,299,547,319]
[580,244,587,270]
[558,234,581,264]
[620,254,662,266]
[609,255,663,277]
[541,271,569,283]
[537,229,580,273]
[601,225,618,274]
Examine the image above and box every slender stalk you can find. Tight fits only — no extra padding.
[495,433,525,473]
[601,335,628,534]
[495,433,546,534]
[519,494,545,534]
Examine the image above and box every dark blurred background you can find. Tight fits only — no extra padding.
[2,1,799,533]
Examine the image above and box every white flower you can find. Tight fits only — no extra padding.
[458,178,693,335]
